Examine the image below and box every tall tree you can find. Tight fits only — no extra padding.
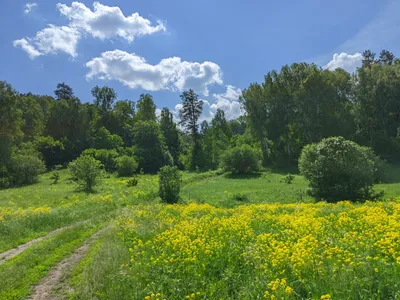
[135,94,156,122]
[179,89,203,170]
[133,121,170,173]
[159,108,180,165]
[91,86,117,114]
[379,50,395,66]
[0,82,23,169]
[54,82,74,100]
[362,50,376,68]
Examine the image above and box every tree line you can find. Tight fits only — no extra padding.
[1,49,399,188]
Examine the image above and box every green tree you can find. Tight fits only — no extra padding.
[115,155,138,177]
[179,89,203,170]
[9,152,46,186]
[93,126,124,149]
[0,82,23,170]
[159,165,181,204]
[160,108,180,165]
[91,85,117,114]
[69,155,103,192]
[133,121,170,173]
[220,144,261,174]
[54,82,74,100]
[135,94,156,122]
[299,137,380,202]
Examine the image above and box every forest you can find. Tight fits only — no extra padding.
[2,49,400,299]
[1,49,400,188]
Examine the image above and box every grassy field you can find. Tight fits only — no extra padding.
[0,167,400,299]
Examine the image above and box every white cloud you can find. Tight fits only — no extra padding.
[14,25,81,59]
[24,2,37,14]
[324,52,362,73]
[57,1,165,42]
[15,1,164,59]
[211,85,242,120]
[85,50,223,96]
[13,38,42,59]
[171,85,242,125]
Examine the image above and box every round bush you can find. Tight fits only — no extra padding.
[220,145,261,174]
[159,165,181,204]
[299,136,380,202]
[82,148,119,172]
[9,154,46,186]
[69,155,103,192]
[115,155,138,177]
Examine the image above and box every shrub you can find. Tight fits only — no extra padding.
[82,148,119,172]
[159,166,181,204]
[127,177,138,187]
[220,145,261,174]
[232,193,249,202]
[9,153,46,186]
[299,136,381,202]
[69,155,103,192]
[281,174,294,184]
[50,172,60,184]
[115,155,138,177]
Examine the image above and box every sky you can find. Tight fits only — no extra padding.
[1,0,400,121]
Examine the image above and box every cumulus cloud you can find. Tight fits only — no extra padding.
[85,50,223,96]
[210,85,242,120]
[24,2,37,14]
[14,1,164,58]
[170,85,242,125]
[14,25,81,59]
[324,52,362,73]
[57,1,165,42]
[13,38,42,59]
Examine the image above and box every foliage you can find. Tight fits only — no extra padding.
[281,174,294,184]
[50,172,60,184]
[133,121,170,173]
[34,136,65,168]
[126,177,139,187]
[179,89,203,170]
[68,155,103,192]
[82,148,119,172]
[220,144,261,174]
[115,155,138,177]
[232,192,249,201]
[8,153,46,186]
[299,136,380,202]
[93,126,124,150]
[135,94,156,122]
[159,165,181,204]
[91,85,117,114]
[160,107,180,166]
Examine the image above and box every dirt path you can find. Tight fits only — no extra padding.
[28,227,107,300]
[0,220,89,264]
[0,227,66,264]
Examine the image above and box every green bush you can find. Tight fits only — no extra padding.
[281,174,295,184]
[9,153,46,186]
[299,136,381,202]
[69,155,103,192]
[127,177,138,187]
[159,166,181,204]
[50,172,60,184]
[220,145,261,174]
[115,155,138,177]
[82,148,119,172]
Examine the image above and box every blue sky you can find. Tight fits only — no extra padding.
[1,0,399,121]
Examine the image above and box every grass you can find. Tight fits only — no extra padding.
[69,202,400,299]
[0,220,102,299]
[1,165,400,299]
